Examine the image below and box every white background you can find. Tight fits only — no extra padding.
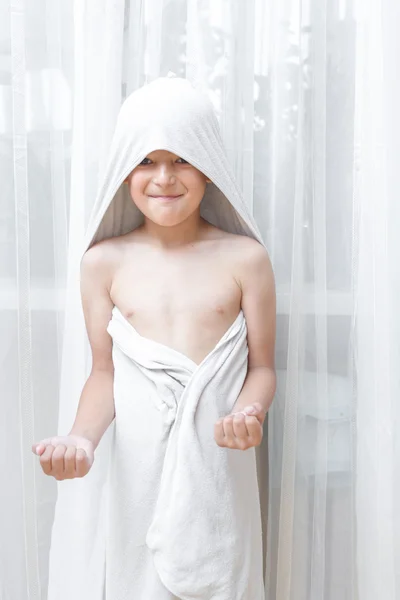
[0,0,399,598]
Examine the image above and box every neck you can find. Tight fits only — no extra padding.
[142,211,208,249]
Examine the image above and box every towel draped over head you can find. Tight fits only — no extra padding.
[83,76,263,251]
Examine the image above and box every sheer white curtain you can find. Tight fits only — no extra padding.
[1,0,399,599]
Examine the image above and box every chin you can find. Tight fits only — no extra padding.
[150,214,190,227]
[142,204,198,227]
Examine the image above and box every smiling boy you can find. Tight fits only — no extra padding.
[33,78,276,600]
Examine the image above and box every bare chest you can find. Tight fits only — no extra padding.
[110,256,242,365]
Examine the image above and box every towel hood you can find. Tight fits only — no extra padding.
[83,76,264,252]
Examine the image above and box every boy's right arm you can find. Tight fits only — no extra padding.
[32,244,116,480]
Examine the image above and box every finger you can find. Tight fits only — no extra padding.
[232,413,248,439]
[51,444,67,478]
[32,443,45,456]
[232,413,251,450]
[245,416,263,445]
[222,416,236,448]
[242,404,266,425]
[32,437,54,455]
[64,446,77,479]
[75,449,90,478]
[214,419,226,447]
[39,445,55,475]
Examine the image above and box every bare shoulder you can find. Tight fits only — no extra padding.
[80,236,126,284]
[211,228,273,280]
[235,236,274,289]
[232,234,270,263]
[81,236,126,266]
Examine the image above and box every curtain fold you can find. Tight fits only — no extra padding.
[1,1,74,598]
[353,1,400,598]
[9,1,40,597]
[1,1,398,599]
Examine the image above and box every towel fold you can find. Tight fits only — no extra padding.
[105,307,264,600]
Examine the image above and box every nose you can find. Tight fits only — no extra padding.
[152,164,176,187]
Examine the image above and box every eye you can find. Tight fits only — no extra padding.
[176,158,189,164]
[139,157,152,165]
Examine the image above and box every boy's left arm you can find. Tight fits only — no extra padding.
[232,241,276,415]
[214,241,276,450]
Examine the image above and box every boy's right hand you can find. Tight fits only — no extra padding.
[32,435,94,480]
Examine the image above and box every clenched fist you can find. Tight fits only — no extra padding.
[214,403,266,451]
[32,434,94,480]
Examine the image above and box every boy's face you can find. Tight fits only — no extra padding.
[126,150,209,227]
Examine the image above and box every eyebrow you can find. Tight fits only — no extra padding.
[144,154,181,160]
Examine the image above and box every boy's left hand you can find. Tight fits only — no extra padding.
[214,403,266,451]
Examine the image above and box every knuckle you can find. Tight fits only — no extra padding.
[76,463,87,476]
[55,443,67,451]
[249,435,261,447]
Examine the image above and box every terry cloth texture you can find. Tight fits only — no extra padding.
[105,306,264,599]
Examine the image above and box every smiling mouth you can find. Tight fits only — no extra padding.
[150,194,182,198]
[149,194,183,200]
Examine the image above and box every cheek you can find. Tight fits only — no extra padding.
[128,176,149,205]
[183,173,207,196]
[129,174,147,192]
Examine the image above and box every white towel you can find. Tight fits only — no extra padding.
[48,76,269,600]
[83,76,264,250]
[106,307,264,599]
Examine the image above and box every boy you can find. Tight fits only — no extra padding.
[33,77,276,600]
